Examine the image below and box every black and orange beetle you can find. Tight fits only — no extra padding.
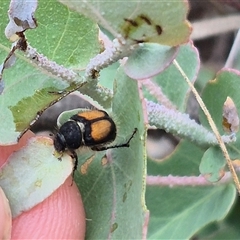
[53,109,137,173]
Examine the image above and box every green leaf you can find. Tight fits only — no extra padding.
[199,146,226,182]
[149,41,199,111]
[146,140,236,239]
[58,0,191,45]
[26,0,100,68]
[0,137,73,218]
[146,184,236,239]
[124,43,178,80]
[74,67,146,239]
[194,199,240,239]
[99,62,119,90]
[147,140,203,176]
[0,76,81,144]
[0,0,99,144]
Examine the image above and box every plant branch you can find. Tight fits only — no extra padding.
[80,82,113,109]
[85,38,137,78]
[25,45,79,82]
[146,170,237,187]
[23,44,113,108]
[146,100,234,147]
[142,79,177,110]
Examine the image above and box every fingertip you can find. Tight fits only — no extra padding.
[12,177,86,239]
[0,187,12,240]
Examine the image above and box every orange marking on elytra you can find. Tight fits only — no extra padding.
[78,110,106,121]
[91,120,112,141]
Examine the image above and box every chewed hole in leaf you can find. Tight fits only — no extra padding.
[147,129,179,161]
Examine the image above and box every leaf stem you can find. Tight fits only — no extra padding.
[85,38,136,78]
[142,79,177,110]
[146,171,237,187]
[147,100,234,147]
[23,44,113,108]
[25,45,78,82]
